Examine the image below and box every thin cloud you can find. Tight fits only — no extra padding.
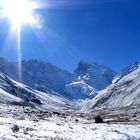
[36,0,122,9]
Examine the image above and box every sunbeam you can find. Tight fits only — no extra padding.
[17,26,22,81]
[0,0,41,80]
[1,0,38,28]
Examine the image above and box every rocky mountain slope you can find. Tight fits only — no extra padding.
[64,61,116,99]
[0,58,73,93]
[0,70,76,111]
[74,61,116,90]
[83,62,140,114]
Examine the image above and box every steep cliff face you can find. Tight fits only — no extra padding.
[74,61,116,90]
[64,61,116,99]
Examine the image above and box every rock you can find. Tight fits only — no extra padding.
[53,112,61,116]
[11,125,20,133]
[95,115,103,123]
[75,119,79,123]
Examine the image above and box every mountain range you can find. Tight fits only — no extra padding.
[0,58,116,100]
[83,62,140,118]
[0,57,140,114]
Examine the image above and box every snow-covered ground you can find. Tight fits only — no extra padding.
[0,103,140,140]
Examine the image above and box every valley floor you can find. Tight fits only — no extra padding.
[0,104,140,140]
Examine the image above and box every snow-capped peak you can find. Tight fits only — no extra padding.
[83,62,140,112]
[0,58,117,100]
[74,61,117,90]
[113,62,140,84]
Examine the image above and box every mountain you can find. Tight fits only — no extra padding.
[0,70,43,105]
[0,60,140,139]
[1,57,140,116]
[83,62,140,114]
[64,81,98,100]
[64,61,116,99]
[74,61,116,90]
[0,58,116,100]
[0,70,76,111]
[0,58,73,93]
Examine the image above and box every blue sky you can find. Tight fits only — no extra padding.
[0,0,140,72]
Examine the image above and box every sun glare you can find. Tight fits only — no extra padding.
[0,0,42,81]
[0,0,40,81]
[1,0,37,28]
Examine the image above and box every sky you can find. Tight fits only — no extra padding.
[0,0,140,72]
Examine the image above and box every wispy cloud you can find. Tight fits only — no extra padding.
[36,0,121,9]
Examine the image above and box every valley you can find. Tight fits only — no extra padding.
[0,58,140,139]
[0,103,140,140]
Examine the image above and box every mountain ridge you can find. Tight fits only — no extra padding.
[0,57,116,100]
[0,57,140,115]
[83,62,140,114]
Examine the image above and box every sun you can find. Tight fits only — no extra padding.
[0,0,42,81]
[1,0,37,28]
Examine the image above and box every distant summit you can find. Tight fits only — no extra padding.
[64,61,116,99]
[74,61,116,90]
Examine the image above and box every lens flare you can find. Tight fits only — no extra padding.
[0,0,41,81]
[1,0,38,28]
